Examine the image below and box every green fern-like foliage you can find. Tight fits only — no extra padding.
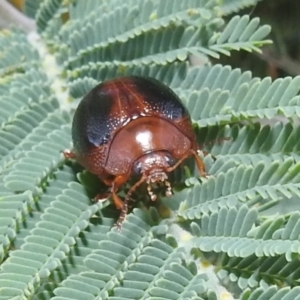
[0,0,299,299]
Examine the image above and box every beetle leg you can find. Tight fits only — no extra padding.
[110,175,129,210]
[96,175,128,209]
[165,150,207,178]
[191,149,207,178]
[201,150,210,157]
[126,175,148,200]
[165,154,190,173]
[94,186,124,209]
[115,199,129,231]
[197,137,230,161]
[200,137,230,147]
[93,190,111,202]
[115,175,147,231]
[111,190,124,210]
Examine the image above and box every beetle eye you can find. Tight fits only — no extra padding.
[165,154,176,167]
[133,161,142,175]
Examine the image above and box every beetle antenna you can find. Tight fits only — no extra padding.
[164,180,172,197]
[147,184,157,201]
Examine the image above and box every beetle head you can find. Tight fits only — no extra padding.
[132,151,175,201]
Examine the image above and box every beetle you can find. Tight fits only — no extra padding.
[64,76,207,228]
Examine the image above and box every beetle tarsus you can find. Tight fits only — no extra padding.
[63,149,76,159]
[200,137,231,147]
[114,197,129,231]
[93,191,111,202]
[198,137,230,161]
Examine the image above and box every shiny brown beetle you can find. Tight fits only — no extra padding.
[65,76,207,228]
